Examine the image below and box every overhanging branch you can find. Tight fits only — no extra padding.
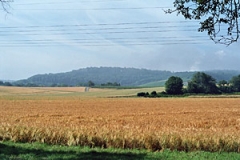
[165,0,240,46]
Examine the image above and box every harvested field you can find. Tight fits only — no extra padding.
[0,87,240,152]
[0,86,163,98]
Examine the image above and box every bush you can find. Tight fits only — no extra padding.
[145,92,149,97]
[157,91,170,97]
[151,91,157,96]
[137,92,150,97]
[137,92,146,97]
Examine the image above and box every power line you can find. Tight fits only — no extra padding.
[0,21,200,29]
[0,38,209,44]
[0,2,217,48]
[7,0,174,11]
[0,20,202,37]
[0,34,209,46]
[0,20,208,47]
[0,25,199,31]
[0,41,209,47]
[0,29,200,36]
[1,36,206,46]
[14,0,127,6]
[0,37,209,46]
[0,26,198,34]
[11,7,172,11]
[0,25,199,34]
[10,6,173,11]
[0,35,207,42]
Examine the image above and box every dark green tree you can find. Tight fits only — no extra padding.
[218,80,233,93]
[187,72,219,94]
[3,82,12,86]
[137,92,146,97]
[165,0,240,45]
[151,91,157,96]
[218,80,228,86]
[165,76,183,94]
[230,75,240,92]
[88,80,95,87]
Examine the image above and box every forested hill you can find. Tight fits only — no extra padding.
[15,67,240,87]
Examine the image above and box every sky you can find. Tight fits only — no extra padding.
[0,0,240,80]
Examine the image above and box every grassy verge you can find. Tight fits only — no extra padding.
[1,141,240,160]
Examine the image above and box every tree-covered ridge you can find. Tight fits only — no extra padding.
[13,67,240,87]
[15,67,175,87]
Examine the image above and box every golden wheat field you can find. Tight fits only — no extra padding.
[0,86,240,152]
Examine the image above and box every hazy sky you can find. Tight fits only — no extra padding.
[1,0,240,80]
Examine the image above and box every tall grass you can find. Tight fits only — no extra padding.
[1,125,239,152]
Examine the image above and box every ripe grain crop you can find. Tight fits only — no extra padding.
[0,93,240,152]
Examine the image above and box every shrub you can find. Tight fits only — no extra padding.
[151,91,157,96]
[137,92,146,97]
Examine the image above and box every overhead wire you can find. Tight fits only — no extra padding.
[0,20,201,29]
[0,41,209,47]
[10,7,172,11]
[0,29,199,35]
[14,0,127,6]
[0,1,208,47]
[9,1,172,11]
[0,34,210,47]
[0,22,208,46]
[0,21,201,34]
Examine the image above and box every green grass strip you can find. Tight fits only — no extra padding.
[1,141,240,160]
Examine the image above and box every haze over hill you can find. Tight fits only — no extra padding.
[1,1,240,80]
[15,67,240,87]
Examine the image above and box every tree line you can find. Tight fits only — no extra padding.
[138,72,240,97]
[0,81,13,86]
[0,80,121,88]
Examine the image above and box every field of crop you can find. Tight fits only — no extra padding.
[0,86,240,152]
[0,86,163,98]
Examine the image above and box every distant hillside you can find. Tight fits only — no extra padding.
[15,67,240,87]
[205,70,240,82]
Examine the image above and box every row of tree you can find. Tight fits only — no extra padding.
[0,80,121,88]
[101,82,121,87]
[0,81,13,86]
[87,81,121,87]
[138,72,240,97]
[165,72,240,95]
[0,81,71,87]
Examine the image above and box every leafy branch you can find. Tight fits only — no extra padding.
[165,0,240,46]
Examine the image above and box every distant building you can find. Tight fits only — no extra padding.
[85,87,90,92]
